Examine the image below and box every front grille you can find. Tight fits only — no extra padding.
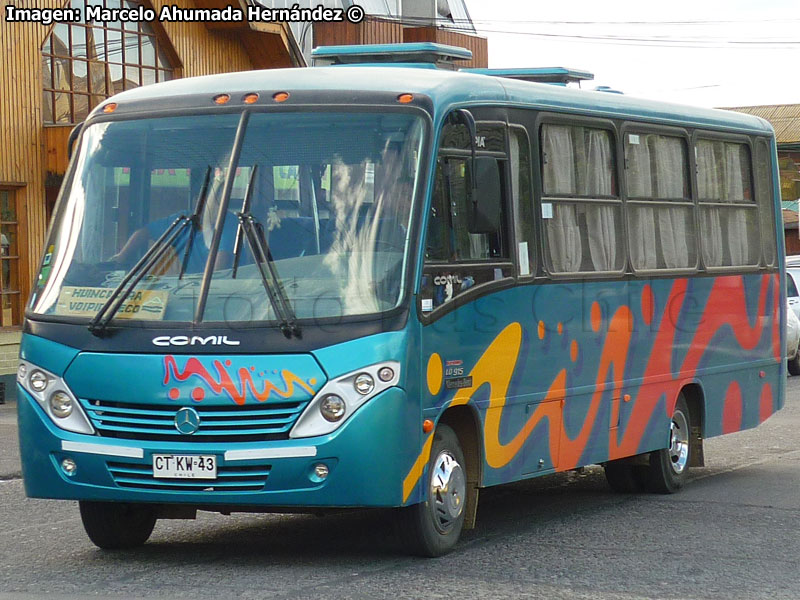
[80,398,308,442]
[107,461,271,492]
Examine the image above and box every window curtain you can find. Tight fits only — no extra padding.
[627,139,657,269]
[582,130,616,270]
[543,126,581,272]
[653,137,689,268]
[724,144,749,264]
[697,141,723,266]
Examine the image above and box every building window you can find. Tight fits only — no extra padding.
[41,0,175,124]
[0,191,20,327]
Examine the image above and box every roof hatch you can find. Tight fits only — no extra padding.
[461,67,594,86]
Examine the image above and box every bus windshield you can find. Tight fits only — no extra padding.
[30,111,425,324]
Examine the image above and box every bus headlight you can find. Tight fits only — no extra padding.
[320,395,346,422]
[49,391,73,418]
[290,361,400,438]
[18,360,94,435]
[353,373,374,395]
[30,370,49,392]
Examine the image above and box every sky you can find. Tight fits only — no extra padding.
[462,0,800,108]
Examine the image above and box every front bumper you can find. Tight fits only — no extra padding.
[18,384,419,508]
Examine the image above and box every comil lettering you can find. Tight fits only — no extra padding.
[152,335,241,347]
[433,274,463,285]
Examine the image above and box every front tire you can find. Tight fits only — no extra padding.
[397,424,467,557]
[642,395,692,494]
[79,501,157,549]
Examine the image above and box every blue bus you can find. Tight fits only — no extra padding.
[18,44,784,556]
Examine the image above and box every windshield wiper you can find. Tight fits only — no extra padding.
[237,211,301,339]
[89,166,213,336]
[232,165,257,279]
[178,166,212,280]
[88,214,192,336]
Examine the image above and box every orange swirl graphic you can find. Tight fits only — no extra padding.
[164,356,315,406]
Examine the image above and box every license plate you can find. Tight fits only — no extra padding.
[153,454,217,479]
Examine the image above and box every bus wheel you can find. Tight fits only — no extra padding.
[789,353,800,376]
[643,395,692,494]
[79,501,157,549]
[604,461,646,493]
[397,424,467,557]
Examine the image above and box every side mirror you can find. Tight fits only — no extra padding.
[467,157,502,234]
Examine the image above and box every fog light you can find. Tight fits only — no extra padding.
[30,370,48,392]
[378,367,394,382]
[354,373,374,395]
[49,391,73,418]
[319,394,346,422]
[313,463,329,480]
[17,363,27,382]
[61,458,77,476]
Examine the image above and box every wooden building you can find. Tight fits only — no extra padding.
[314,18,488,68]
[0,0,487,385]
[0,0,304,376]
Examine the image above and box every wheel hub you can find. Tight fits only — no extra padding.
[429,450,466,534]
[669,410,690,475]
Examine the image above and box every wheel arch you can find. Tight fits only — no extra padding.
[438,405,483,488]
[680,381,706,468]
[437,405,483,529]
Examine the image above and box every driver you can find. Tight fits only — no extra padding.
[111,174,239,273]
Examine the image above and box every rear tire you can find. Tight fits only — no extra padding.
[789,353,800,376]
[79,501,157,549]
[642,395,692,494]
[396,424,467,557]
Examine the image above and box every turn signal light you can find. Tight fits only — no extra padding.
[397,93,414,104]
[102,102,117,113]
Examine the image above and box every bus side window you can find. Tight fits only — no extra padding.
[510,126,535,276]
[625,132,696,271]
[696,139,759,268]
[420,150,512,314]
[540,123,623,274]
[755,139,777,267]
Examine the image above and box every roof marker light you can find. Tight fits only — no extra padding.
[102,102,117,114]
[243,93,259,104]
[397,93,414,104]
[213,94,231,105]
[273,91,290,103]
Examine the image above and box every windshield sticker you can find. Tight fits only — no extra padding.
[37,244,55,286]
[54,286,168,320]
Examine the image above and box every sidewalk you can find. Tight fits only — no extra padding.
[0,398,21,480]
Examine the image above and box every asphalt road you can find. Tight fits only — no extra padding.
[1,378,799,600]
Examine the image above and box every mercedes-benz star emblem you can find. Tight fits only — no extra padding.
[174,407,201,435]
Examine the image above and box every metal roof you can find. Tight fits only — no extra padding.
[95,65,773,135]
[724,104,800,145]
